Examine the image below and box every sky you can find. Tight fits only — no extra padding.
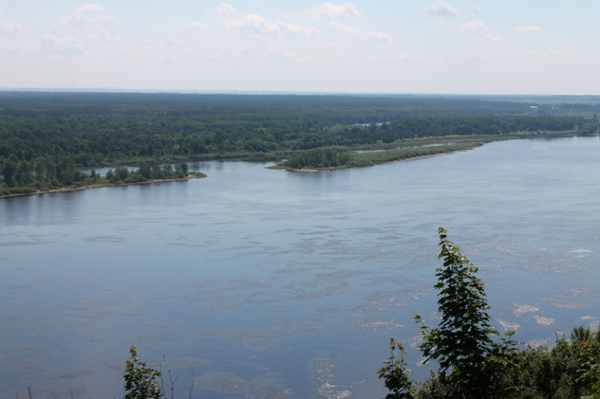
[0,0,598,95]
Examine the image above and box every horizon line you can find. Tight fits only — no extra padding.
[0,88,599,98]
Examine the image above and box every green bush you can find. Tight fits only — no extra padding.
[383,229,600,399]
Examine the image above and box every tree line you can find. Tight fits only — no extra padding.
[280,144,482,170]
[0,156,191,196]
[0,111,591,169]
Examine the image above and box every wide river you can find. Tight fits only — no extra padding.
[2,137,600,399]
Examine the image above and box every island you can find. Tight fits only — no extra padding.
[268,143,482,172]
[0,161,206,198]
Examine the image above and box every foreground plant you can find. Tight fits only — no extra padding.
[378,338,413,399]
[124,346,163,399]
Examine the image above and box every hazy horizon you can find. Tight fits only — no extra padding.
[1,0,598,95]
[2,88,600,99]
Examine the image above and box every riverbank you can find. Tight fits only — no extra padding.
[269,142,482,172]
[0,173,206,199]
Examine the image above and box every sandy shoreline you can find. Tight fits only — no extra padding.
[0,175,204,199]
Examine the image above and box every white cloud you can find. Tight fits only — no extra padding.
[385,52,425,64]
[0,19,27,34]
[75,3,103,14]
[184,21,209,30]
[39,34,87,56]
[267,49,312,64]
[163,37,179,47]
[515,25,542,32]
[281,12,301,20]
[528,49,581,65]
[422,1,459,17]
[214,4,236,16]
[224,14,280,35]
[305,3,363,20]
[470,5,482,13]
[223,13,317,37]
[225,46,253,59]
[460,20,486,31]
[362,32,394,42]
[329,21,363,35]
[276,21,319,37]
[444,49,485,65]
[61,4,121,40]
[483,35,502,43]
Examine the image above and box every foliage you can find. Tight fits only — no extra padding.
[283,148,351,169]
[124,346,163,399]
[348,143,481,168]
[0,158,196,196]
[380,228,600,399]
[277,143,481,170]
[0,92,590,170]
[414,228,518,398]
[377,338,413,399]
[504,328,600,399]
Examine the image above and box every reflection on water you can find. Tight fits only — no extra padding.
[1,137,600,398]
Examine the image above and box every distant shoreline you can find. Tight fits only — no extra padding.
[278,145,476,173]
[0,174,205,200]
[289,150,461,172]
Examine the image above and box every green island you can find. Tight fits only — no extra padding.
[269,143,483,171]
[0,160,206,198]
[0,92,598,197]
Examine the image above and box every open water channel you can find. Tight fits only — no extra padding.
[1,137,600,398]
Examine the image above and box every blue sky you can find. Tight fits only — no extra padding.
[0,0,597,94]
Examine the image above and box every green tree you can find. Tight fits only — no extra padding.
[124,346,163,399]
[1,160,17,187]
[414,228,517,399]
[378,338,413,399]
[58,156,77,184]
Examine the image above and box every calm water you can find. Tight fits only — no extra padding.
[1,137,600,399]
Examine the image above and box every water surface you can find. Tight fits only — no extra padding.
[1,137,600,398]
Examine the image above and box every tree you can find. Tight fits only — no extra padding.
[2,160,17,187]
[414,228,517,399]
[124,346,163,399]
[58,156,77,184]
[378,338,413,399]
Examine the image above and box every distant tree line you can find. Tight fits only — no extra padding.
[0,111,588,169]
[281,143,481,170]
[284,149,351,169]
[0,156,190,196]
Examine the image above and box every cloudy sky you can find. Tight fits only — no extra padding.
[0,0,597,94]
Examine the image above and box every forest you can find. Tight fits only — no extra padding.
[0,92,598,194]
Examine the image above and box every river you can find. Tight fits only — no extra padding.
[1,136,600,398]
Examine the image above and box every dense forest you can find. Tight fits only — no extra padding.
[0,92,598,194]
[0,92,597,169]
